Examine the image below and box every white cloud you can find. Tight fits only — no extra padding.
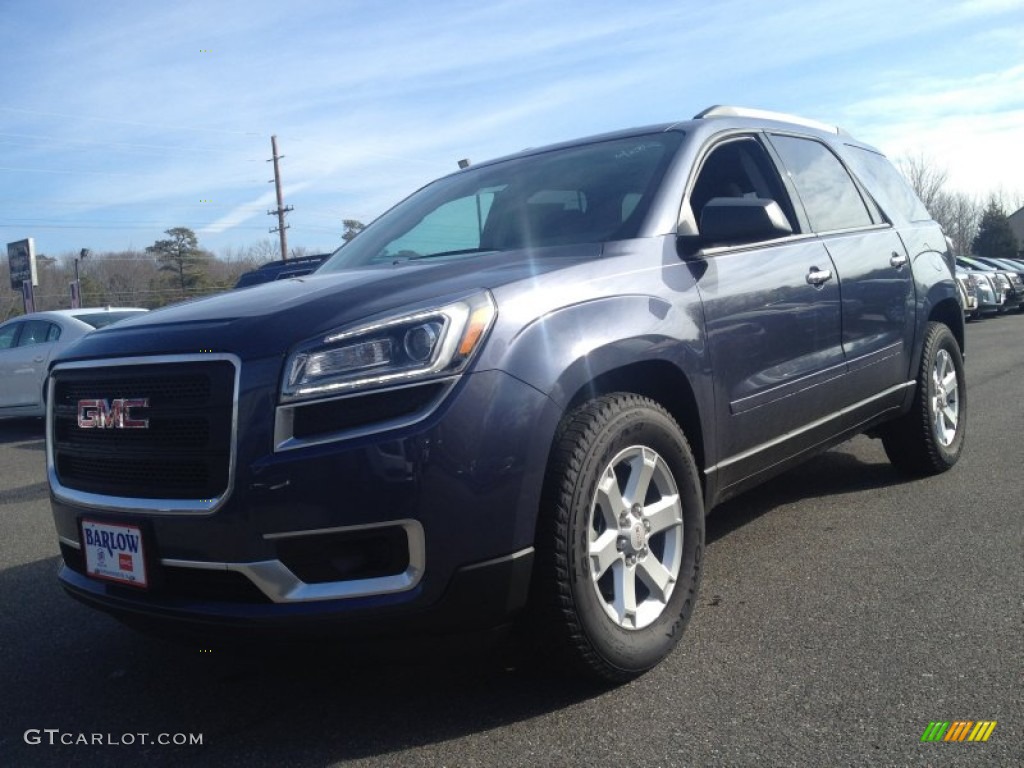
[841,64,1024,198]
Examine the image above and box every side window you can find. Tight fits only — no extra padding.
[47,323,62,342]
[842,145,931,224]
[688,136,797,237]
[769,135,873,232]
[15,320,55,347]
[0,324,20,350]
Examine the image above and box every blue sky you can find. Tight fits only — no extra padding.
[2,0,1023,259]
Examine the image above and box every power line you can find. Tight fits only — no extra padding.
[0,106,262,137]
[0,166,145,178]
[0,132,248,156]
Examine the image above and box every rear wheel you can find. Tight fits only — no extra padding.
[530,394,704,682]
[882,322,966,475]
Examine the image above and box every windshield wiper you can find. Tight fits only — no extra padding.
[406,248,498,261]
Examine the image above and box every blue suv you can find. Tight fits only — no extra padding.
[47,106,965,681]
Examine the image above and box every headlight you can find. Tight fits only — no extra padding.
[282,291,496,402]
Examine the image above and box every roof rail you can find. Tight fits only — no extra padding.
[695,105,845,135]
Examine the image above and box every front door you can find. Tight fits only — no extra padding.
[686,136,846,492]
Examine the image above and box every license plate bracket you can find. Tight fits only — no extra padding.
[80,519,148,589]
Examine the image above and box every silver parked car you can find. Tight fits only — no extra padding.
[0,308,148,419]
[954,267,979,319]
[969,271,1002,317]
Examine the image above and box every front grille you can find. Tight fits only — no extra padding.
[50,360,235,500]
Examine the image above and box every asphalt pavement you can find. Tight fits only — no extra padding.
[0,312,1020,767]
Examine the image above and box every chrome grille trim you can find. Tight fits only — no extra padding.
[46,354,241,515]
[161,520,426,602]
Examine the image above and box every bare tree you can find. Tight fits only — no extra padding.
[939,192,982,257]
[895,153,986,256]
[897,153,949,218]
[247,239,279,263]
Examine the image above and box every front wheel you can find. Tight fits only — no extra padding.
[530,394,704,682]
[881,322,966,475]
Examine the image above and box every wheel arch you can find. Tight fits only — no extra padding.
[928,296,965,355]
[561,360,709,497]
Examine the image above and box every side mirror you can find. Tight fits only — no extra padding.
[698,197,793,247]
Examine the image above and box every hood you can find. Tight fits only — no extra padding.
[59,245,601,362]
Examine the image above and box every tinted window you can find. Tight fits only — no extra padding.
[842,145,931,223]
[690,137,797,232]
[770,135,873,232]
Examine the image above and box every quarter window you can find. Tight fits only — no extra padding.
[770,135,873,232]
[842,145,931,223]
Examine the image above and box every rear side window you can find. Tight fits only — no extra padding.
[842,145,931,223]
[15,320,56,346]
[769,135,873,232]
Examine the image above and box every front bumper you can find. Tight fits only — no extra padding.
[50,366,557,636]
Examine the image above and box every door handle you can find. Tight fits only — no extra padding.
[33,356,45,363]
[890,252,907,269]
[806,267,833,286]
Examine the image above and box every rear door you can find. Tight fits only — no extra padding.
[0,321,25,408]
[3,319,61,407]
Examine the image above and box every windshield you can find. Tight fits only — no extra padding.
[320,132,683,271]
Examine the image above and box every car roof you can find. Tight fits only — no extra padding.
[455,105,872,176]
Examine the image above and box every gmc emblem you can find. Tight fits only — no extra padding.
[77,398,150,429]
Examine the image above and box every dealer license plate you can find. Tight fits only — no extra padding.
[81,520,148,588]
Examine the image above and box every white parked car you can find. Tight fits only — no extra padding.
[0,308,148,419]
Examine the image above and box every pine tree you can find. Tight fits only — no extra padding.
[145,227,212,295]
[971,200,1019,259]
[342,219,366,242]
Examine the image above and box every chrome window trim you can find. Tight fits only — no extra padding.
[162,519,426,602]
[46,353,241,515]
[273,376,457,452]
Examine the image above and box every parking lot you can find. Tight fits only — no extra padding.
[1,313,1020,768]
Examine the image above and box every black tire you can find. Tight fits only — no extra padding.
[881,322,966,475]
[529,393,704,683]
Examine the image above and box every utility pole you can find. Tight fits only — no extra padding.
[72,248,89,308]
[267,135,293,261]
